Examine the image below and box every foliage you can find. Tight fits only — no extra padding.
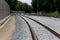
[57,0,60,14]
[32,0,60,13]
[15,1,33,13]
[32,0,37,12]
[5,0,18,10]
[5,0,33,13]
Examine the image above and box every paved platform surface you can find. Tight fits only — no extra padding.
[0,15,15,40]
[22,16,60,40]
[12,15,32,40]
[27,16,60,35]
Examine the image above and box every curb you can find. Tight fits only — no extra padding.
[0,15,10,29]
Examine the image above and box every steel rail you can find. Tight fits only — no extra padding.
[19,16,38,40]
[23,15,60,39]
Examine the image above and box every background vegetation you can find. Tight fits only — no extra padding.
[5,0,60,17]
[5,0,32,13]
[32,0,60,17]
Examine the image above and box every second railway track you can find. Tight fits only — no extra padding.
[17,14,60,40]
[22,15,60,39]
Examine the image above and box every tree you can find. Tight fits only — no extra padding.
[42,0,57,12]
[5,0,18,10]
[14,1,33,13]
[57,0,60,14]
[32,0,37,13]
[22,3,32,13]
[5,0,33,13]
[15,1,23,11]
[32,0,58,12]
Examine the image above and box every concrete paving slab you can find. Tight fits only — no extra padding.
[0,15,15,40]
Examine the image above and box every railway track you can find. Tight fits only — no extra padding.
[20,16,38,40]
[22,15,60,39]
[16,14,60,40]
